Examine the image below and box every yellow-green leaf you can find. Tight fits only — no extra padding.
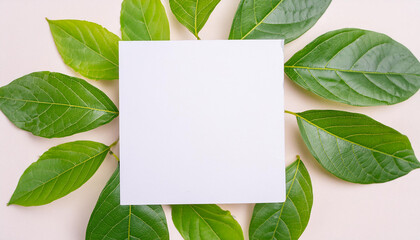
[47,19,120,80]
[172,204,244,240]
[121,0,170,41]
[9,141,109,206]
[169,0,220,39]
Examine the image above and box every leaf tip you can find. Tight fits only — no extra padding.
[8,193,19,206]
[45,18,57,26]
[7,198,15,206]
[46,18,55,28]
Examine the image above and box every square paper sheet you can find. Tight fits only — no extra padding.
[119,40,285,205]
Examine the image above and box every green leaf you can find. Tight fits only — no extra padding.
[290,110,419,184]
[0,72,119,138]
[169,0,220,39]
[249,157,313,240]
[172,204,244,240]
[8,141,109,206]
[47,19,120,80]
[285,28,420,106]
[121,0,170,41]
[229,0,331,43]
[86,166,169,240]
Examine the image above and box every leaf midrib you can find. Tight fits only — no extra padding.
[270,159,301,240]
[194,0,199,37]
[137,2,153,40]
[189,205,222,240]
[285,65,420,77]
[294,112,417,165]
[50,21,119,67]
[0,96,118,114]
[10,147,109,204]
[241,0,286,39]
[128,205,132,240]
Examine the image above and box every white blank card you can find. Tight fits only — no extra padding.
[119,40,285,205]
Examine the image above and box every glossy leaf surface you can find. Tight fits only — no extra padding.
[86,166,169,240]
[121,0,170,41]
[229,0,331,43]
[9,141,109,206]
[48,19,120,80]
[292,110,419,183]
[172,204,244,240]
[285,28,420,106]
[169,0,220,39]
[0,72,119,138]
[249,157,313,240]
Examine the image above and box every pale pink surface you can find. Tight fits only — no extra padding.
[0,0,419,239]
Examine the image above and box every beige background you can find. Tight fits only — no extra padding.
[1,0,419,239]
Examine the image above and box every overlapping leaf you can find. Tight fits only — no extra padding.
[9,141,109,206]
[229,0,331,43]
[0,72,119,138]
[249,157,313,240]
[86,166,169,240]
[172,204,244,240]
[169,0,220,39]
[292,110,419,183]
[48,19,120,80]
[285,28,420,106]
[121,0,170,41]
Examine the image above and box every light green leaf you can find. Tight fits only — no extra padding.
[0,72,118,138]
[86,166,169,240]
[249,157,313,240]
[8,141,109,206]
[47,19,120,80]
[229,0,331,43]
[172,204,244,240]
[290,110,419,184]
[121,0,170,41]
[169,0,220,39]
[285,28,420,106]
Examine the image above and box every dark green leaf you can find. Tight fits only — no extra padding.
[121,0,170,41]
[0,72,119,138]
[249,157,313,240]
[169,0,220,39]
[47,19,120,80]
[8,141,109,206]
[172,204,244,240]
[285,28,420,106]
[229,0,331,43]
[86,166,169,240]
[291,110,419,184]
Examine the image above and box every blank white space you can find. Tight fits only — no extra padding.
[119,40,285,205]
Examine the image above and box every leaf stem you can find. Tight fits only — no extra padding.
[109,138,119,148]
[110,151,120,162]
[109,138,120,161]
[285,110,298,116]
